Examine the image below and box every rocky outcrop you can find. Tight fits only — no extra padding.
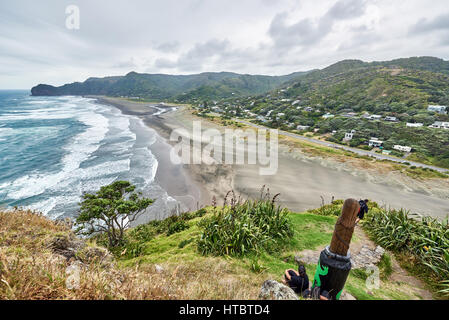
[259,280,299,300]
[295,245,386,270]
[351,245,385,269]
[47,233,86,260]
[47,233,113,267]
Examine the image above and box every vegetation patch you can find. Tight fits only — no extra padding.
[197,190,294,256]
[363,208,449,297]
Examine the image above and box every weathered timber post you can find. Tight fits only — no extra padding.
[312,199,360,300]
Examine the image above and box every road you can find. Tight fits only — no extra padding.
[234,119,449,173]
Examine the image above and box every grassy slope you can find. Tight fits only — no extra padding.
[120,210,422,300]
[0,208,428,300]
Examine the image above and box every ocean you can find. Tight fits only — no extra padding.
[0,90,177,220]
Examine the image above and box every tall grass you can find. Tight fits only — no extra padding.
[364,208,449,296]
[197,188,293,256]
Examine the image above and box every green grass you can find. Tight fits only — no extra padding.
[119,209,425,300]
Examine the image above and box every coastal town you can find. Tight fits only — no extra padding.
[191,92,449,169]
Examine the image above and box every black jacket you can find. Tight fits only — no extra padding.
[358,200,369,219]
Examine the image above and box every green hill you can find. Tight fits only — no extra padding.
[31,71,307,101]
[283,57,449,110]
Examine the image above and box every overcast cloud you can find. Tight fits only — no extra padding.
[1,0,449,89]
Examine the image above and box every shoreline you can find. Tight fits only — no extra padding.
[92,96,449,220]
[88,96,211,224]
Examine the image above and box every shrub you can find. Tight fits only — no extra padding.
[167,220,189,236]
[364,208,449,296]
[197,190,293,256]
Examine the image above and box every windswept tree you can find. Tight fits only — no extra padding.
[76,181,153,247]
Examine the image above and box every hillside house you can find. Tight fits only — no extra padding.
[429,121,449,129]
[368,115,382,121]
[296,125,310,131]
[322,113,335,119]
[385,116,398,122]
[344,132,354,142]
[406,123,423,128]
[369,138,383,147]
[343,112,357,118]
[393,145,412,153]
[428,105,447,114]
[276,113,285,120]
[256,115,267,122]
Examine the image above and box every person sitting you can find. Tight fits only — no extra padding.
[282,265,309,295]
[355,199,369,224]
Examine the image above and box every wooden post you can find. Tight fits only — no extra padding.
[330,198,360,256]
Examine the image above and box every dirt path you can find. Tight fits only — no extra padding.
[296,225,434,300]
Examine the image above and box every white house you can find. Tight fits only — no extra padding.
[297,125,310,131]
[344,132,354,142]
[276,113,285,120]
[393,145,412,153]
[368,115,382,120]
[429,121,449,129]
[406,123,423,128]
[343,112,357,118]
[428,105,447,114]
[385,116,398,122]
[369,138,383,147]
[322,113,335,119]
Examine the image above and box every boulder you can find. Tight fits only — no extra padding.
[47,233,87,260]
[77,246,114,267]
[351,245,386,269]
[259,280,299,300]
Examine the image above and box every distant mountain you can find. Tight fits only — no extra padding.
[31,71,308,101]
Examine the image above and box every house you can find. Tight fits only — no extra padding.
[276,113,285,120]
[344,132,354,142]
[406,123,423,128]
[343,112,357,118]
[304,107,314,112]
[385,116,398,122]
[369,138,383,147]
[361,113,371,119]
[322,113,335,119]
[296,125,310,131]
[382,150,392,155]
[368,115,382,120]
[429,121,449,129]
[428,105,447,114]
[256,115,267,122]
[393,145,412,153]
[292,100,301,106]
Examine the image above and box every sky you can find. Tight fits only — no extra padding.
[1,0,449,89]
